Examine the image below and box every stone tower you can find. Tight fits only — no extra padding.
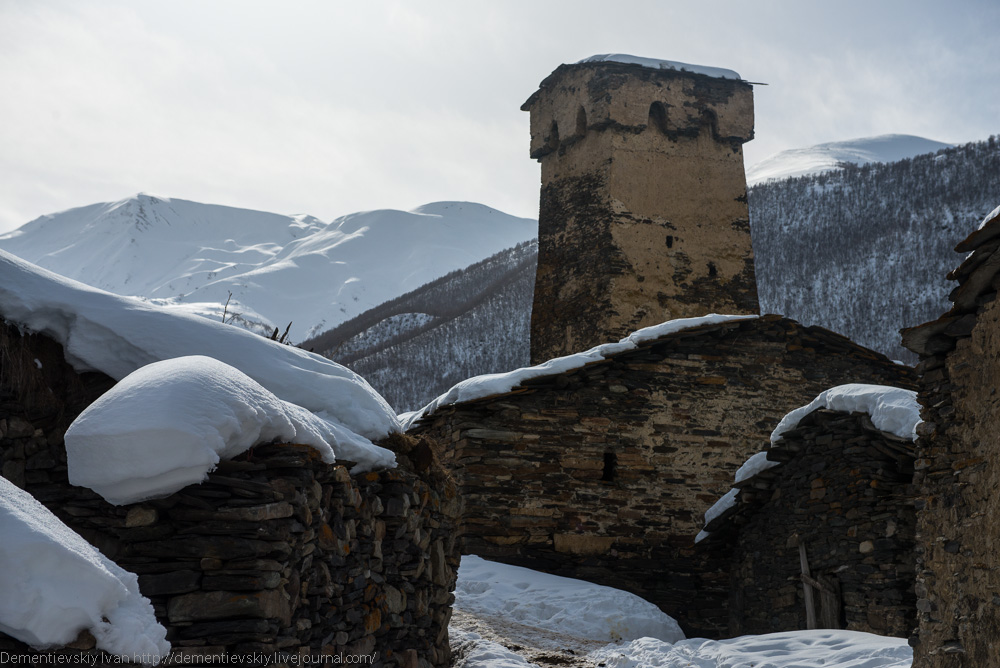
[523,55,759,363]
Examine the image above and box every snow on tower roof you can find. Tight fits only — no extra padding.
[400,313,757,430]
[66,356,396,505]
[0,249,400,443]
[0,476,169,662]
[578,54,743,81]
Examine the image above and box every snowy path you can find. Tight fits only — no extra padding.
[451,608,602,668]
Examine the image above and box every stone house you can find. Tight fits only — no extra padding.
[698,390,919,639]
[408,316,915,638]
[0,318,460,667]
[405,55,918,639]
[901,205,1000,667]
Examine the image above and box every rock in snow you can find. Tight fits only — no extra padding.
[0,476,169,662]
[66,356,396,505]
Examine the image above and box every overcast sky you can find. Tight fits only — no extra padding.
[1,0,998,233]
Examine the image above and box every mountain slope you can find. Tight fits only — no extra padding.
[0,195,537,342]
[751,135,1000,363]
[302,241,537,413]
[746,134,953,185]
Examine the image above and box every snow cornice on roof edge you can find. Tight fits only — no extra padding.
[696,383,920,544]
[577,54,743,81]
[400,314,759,430]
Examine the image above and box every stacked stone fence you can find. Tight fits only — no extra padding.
[0,321,460,668]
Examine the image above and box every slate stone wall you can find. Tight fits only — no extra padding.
[0,321,460,668]
[902,214,1000,667]
[707,409,917,638]
[410,315,915,638]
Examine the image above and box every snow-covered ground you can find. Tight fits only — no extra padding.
[0,477,169,662]
[451,555,912,668]
[588,632,911,668]
[0,195,537,342]
[746,134,952,185]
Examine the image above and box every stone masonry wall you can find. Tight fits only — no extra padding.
[712,409,916,638]
[410,315,915,638]
[0,321,460,667]
[523,61,758,364]
[902,212,1000,667]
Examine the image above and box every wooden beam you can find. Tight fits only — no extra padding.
[798,539,817,630]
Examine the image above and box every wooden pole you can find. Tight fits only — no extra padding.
[798,538,817,630]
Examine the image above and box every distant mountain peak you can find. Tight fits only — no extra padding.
[0,195,537,344]
[747,134,953,186]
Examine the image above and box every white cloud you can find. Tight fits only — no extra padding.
[1,0,998,233]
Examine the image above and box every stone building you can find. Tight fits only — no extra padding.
[408,315,915,638]
[901,206,1000,667]
[523,55,758,364]
[699,390,919,639]
[0,318,460,667]
[402,55,921,639]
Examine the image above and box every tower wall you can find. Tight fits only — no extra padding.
[523,61,758,363]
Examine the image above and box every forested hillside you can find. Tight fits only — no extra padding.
[301,241,536,412]
[751,136,1000,363]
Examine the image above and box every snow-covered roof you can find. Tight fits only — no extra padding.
[578,54,742,81]
[770,384,920,444]
[400,313,757,429]
[66,356,396,505]
[979,203,1000,230]
[0,476,169,661]
[696,383,919,544]
[0,249,400,442]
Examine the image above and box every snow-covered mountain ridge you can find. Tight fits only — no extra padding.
[0,195,537,343]
[746,134,953,185]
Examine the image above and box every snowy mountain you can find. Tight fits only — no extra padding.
[304,241,537,413]
[746,134,952,185]
[0,194,537,343]
[751,135,1000,363]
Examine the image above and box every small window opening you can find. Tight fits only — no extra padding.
[708,262,718,278]
[648,101,670,135]
[575,106,587,137]
[602,452,618,482]
[666,235,674,248]
[545,120,560,153]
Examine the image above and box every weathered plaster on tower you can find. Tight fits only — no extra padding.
[523,60,758,363]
